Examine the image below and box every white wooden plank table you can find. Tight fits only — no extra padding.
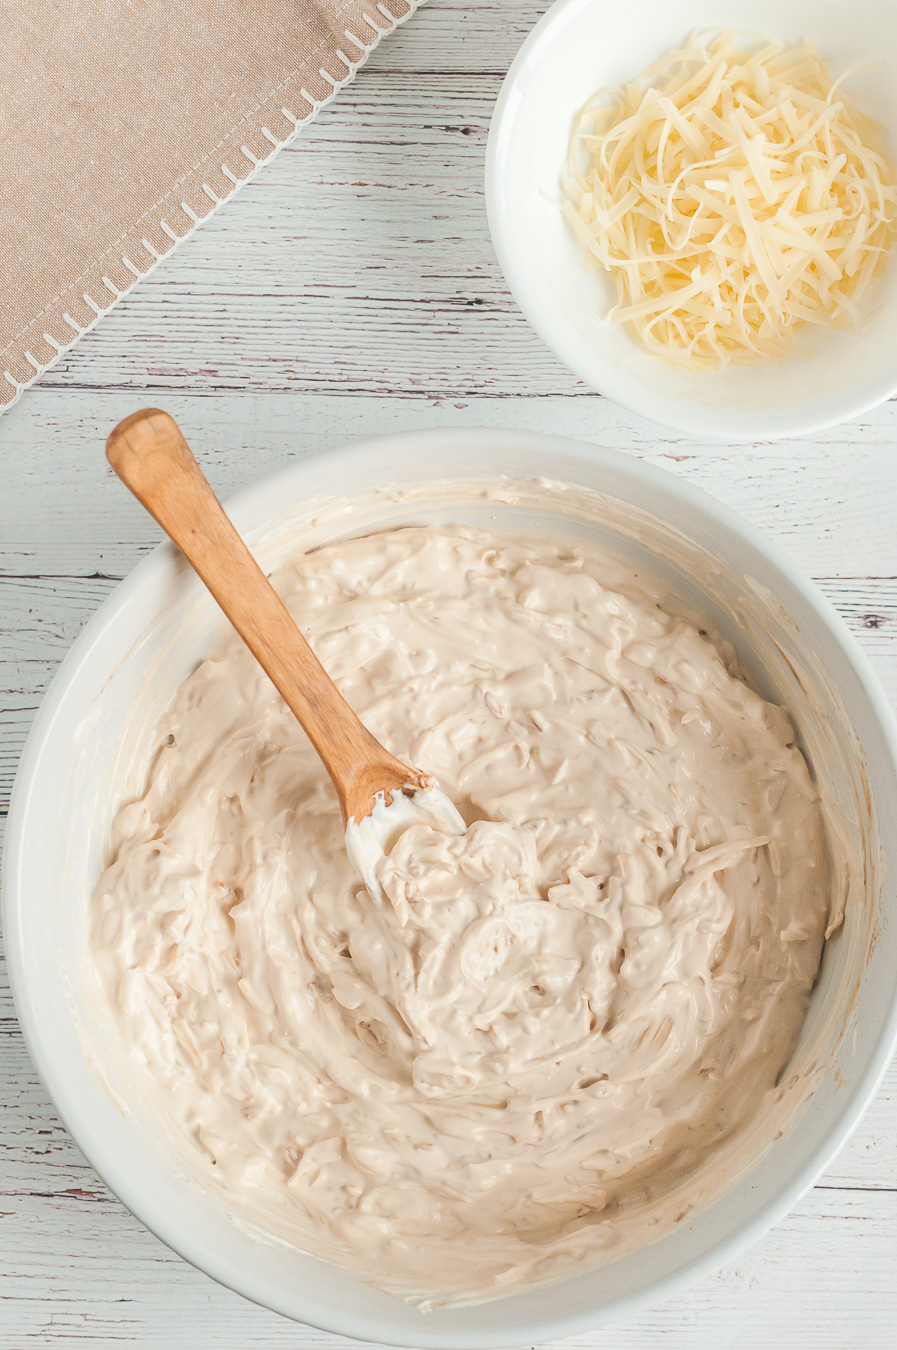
[1,2,895,1345]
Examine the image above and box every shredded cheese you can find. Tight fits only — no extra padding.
[561,32,897,367]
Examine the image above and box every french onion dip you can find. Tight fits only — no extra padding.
[90,522,834,1305]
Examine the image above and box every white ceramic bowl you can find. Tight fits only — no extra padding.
[4,428,897,1347]
[486,0,897,440]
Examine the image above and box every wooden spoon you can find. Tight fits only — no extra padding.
[106,407,430,826]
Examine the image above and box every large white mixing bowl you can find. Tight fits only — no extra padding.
[4,428,897,1347]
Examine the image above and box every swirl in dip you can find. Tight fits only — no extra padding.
[90,522,834,1305]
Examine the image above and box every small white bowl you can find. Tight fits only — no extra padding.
[4,428,897,1345]
[486,0,897,440]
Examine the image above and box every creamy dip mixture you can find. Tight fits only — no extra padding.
[90,523,833,1305]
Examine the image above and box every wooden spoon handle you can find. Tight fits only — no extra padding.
[106,408,414,819]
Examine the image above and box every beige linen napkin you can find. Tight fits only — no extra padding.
[0,0,420,410]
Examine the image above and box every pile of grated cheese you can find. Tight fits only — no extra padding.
[561,32,897,368]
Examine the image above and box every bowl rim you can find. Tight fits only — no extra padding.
[484,0,897,442]
[4,425,897,1347]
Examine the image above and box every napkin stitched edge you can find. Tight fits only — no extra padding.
[1,0,423,415]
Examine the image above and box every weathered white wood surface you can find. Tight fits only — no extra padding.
[1,1,895,1345]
